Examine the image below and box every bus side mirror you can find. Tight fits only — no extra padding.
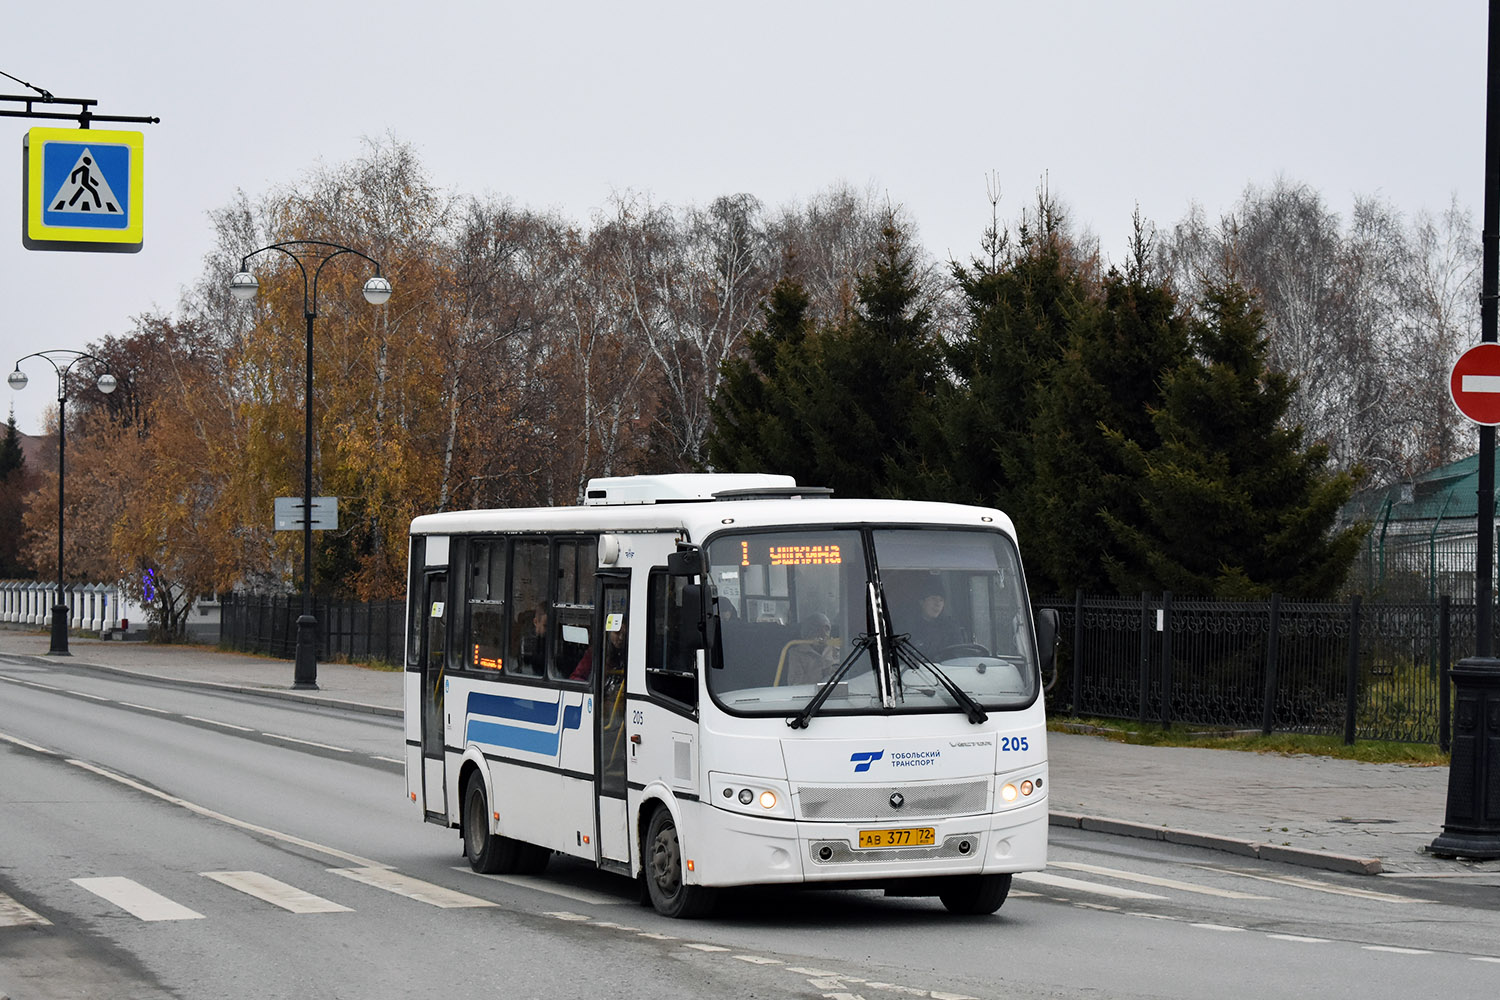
[681,583,707,650]
[667,547,703,577]
[1034,607,1059,675]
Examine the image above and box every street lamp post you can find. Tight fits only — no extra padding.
[7,351,117,655]
[229,241,391,690]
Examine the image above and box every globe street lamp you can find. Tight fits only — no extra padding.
[7,351,117,655]
[229,241,391,690]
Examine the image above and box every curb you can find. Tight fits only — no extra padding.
[27,656,401,719]
[1048,811,1384,875]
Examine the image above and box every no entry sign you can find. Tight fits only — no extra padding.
[1451,343,1500,425]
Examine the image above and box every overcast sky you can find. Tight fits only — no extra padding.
[0,0,1486,435]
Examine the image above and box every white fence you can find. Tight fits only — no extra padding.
[0,580,146,636]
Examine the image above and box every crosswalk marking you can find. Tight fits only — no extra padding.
[0,890,51,927]
[72,877,204,921]
[1016,872,1166,900]
[1051,862,1273,900]
[202,871,352,913]
[330,867,495,908]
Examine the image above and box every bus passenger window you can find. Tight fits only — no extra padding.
[467,539,506,671]
[509,540,549,676]
[646,570,698,707]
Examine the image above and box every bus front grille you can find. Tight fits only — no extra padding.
[795,779,989,821]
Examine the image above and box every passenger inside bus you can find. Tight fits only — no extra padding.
[518,602,548,675]
[784,612,839,685]
[571,623,625,682]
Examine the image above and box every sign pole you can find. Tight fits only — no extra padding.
[1431,0,1500,860]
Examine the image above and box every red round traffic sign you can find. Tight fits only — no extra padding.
[1451,343,1500,425]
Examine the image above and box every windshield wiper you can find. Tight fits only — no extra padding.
[892,636,988,724]
[787,633,873,730]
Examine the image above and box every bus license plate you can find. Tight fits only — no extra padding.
[857,827,935,849]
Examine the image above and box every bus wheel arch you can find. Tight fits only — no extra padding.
[641,801,717,919]
[460,759,550,875]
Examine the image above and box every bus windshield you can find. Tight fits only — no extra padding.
[704,526,1039,717]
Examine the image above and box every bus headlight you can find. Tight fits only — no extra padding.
[710,772,793,819]
[1001,782,1019,802]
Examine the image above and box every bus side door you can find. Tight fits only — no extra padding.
[594,571,632,869]
[419,570,449,821]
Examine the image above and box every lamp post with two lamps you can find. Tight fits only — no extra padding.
[6,351,117,655]
[229,241,391,690]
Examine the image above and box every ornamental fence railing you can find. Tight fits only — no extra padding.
[1035,592,1471,748]
[219,592,404,665]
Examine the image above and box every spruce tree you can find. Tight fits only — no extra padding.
[0,410,29,578]
[1028,226,1190,593]
[1102,280,1364,598]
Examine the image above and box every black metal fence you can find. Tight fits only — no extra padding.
[220,593,404,665]
[1037,592,1471,747]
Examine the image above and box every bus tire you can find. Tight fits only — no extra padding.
[644,807,717,919]
[462,773,526,874]
[939,873,1012,915]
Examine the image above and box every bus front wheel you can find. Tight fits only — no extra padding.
[939,872,1012,915]
[463,774,550,875]
[644,808,717,919]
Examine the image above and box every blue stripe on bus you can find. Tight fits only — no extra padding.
[466,719,562,755]
[467,692,560,725]
[463,691,585,757]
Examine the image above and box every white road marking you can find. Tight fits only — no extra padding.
[735,954,784,965]
[0,730,56,754]
[459,868,624,905]
[262,733,351,753]
[330,867,494,908]
[1208,867,1429,903]
[72,877,204,921]
[1051,861,1272,899]
[119,702,169,713]
[1268,934,1330,943]
[545,911,590,921]
[1363,945,1432,955]
[371,755,404,764]
[202,871,352,913]
[684,943,730,952]
[1016,871,1166,900]
[1472,956,1500,964]
[1191,922,1245,932]
[183,716,253,732]
[0,891,51,927]
[63,758,382,868]
[72,691,109,701]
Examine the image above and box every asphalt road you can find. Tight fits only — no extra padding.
[2,654,1497,1000]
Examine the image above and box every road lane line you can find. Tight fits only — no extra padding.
[63,758,383,868]
[0,730,57,754]
[72,877,204,921]
[0,891,51,927]
[1363,945,1432,955]
[458,868,624,905]
[330,867,495,908]
[119,702,170,713]
[1016,871,1167,900]
[262,733,351,753]
[183,716,254,732]
[371,755,404,764]
[1207,867,1429,903]
[202,871,352,913]
[1052,861,1272,899]
[1191,923,1245,932]
[1268,934,1330,943]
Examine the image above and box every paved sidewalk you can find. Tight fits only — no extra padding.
[3,627,1496,879]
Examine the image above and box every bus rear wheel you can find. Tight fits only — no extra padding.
[463,774,550,875]
[939,873,1012,915]
[644,808,717,919]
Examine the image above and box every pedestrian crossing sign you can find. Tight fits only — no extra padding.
[22,127,144,253]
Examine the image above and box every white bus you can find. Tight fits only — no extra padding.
[404,474,1057,918]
